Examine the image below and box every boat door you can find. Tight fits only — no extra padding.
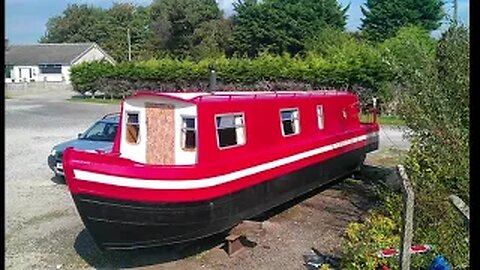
[145,103,175,165]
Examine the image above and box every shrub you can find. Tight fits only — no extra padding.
[70,60,115,96]
[398,24,469,196]
[69,53,391,100]
[341,24,469,270]
[378,26,437,114]
[342,209,401,269]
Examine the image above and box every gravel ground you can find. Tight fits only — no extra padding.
[5,89,118,269]
[5,89,409,270]
[378,125,410,150]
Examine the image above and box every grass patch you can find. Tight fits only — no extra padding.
[360,114,405,126]
[69,97,122,105]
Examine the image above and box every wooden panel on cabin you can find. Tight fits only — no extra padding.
[145,103,175,165]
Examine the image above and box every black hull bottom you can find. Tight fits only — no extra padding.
[73,144,376,250]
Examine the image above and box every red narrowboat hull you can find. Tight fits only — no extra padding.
[65,128,378,250]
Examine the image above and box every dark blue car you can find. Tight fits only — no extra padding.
[48,113,120,177]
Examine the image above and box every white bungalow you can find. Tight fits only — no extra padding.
[4,40,115,84]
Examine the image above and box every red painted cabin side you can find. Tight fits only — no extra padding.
[63,90,379,250]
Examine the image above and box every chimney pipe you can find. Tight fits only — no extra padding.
[208,64,217,93]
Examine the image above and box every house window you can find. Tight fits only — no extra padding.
[181,117,196,150]
[5,65,13,78]
[281,109,300,136]
[39,64,62,74]
[126,112,140,144]
[317,105,324,130]
[216,114,245,148]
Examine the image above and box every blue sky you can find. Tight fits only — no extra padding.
[5,0,470,44]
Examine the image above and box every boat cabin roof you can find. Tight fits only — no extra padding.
[127,90,355,105]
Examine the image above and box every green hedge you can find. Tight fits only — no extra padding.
[70,53,392,99]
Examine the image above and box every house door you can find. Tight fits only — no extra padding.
[145,103,175,165]
[19,68,32,81]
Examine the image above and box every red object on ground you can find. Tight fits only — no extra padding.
[377,245,432,258]
[377,263,391,270]
[377,248,398,258]
[410,244,432,253]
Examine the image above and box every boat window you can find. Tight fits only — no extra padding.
[317,105,324,130]
[181,116,196,150]
[280,109,300,136]
[126,112,140,144]
[216,114,245,148]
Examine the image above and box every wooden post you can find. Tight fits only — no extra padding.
[448,195,469,221]
[398,165,414,270]
[448,194,470,266]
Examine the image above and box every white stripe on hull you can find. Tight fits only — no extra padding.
[73,132,379,189]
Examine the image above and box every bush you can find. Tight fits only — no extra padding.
[70,53,391,100]
[70,60,115,96]
[341,24,469,270]
[304,26,355,57]
[342,184,469,269]
[378,26,437,114]
[342,209,401,269]
[399,24,469,196]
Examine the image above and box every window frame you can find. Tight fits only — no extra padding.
[215,112,246,150]
[38,63,62,74]
[5,65,13,78]
[280,108,300,137]
[125,111,141,145]
[317,105,324,130]
[181,115,197,151]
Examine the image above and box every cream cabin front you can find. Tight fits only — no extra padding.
[119,94,200,165]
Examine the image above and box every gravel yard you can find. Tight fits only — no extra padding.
[5,89,410,270]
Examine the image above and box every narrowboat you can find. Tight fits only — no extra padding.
[63,90,379,250]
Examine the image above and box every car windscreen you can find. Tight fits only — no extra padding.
[80,122,118,142]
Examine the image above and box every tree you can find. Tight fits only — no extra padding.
[378,26,436,113]
[150,0,228,58]
[102,3,135,62]
[192,18,233,58]
[230,0,349,57]
[360,0,444,42]
[102,3,154,62]
[40,4,108,44]
[40,3,154,62]
[304,26,353,57]
[128,6,157,61]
